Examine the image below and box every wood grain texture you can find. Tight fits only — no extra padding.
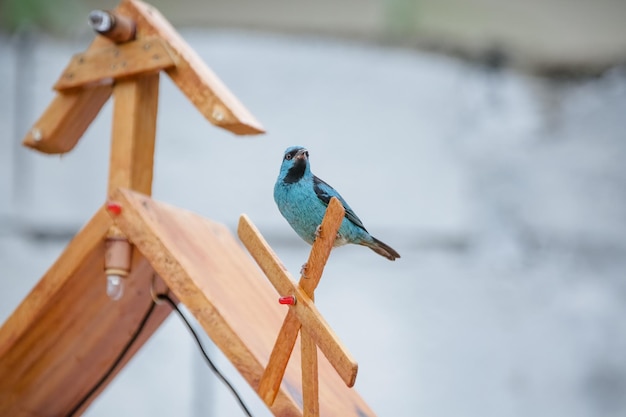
[0,208,173,416]
[116,0,265,135]
[107,73,159,197]
[110,188,375,417]
[238,197,359,409]
[54,37,176,91]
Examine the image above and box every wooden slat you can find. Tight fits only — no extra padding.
[107,73,159,197]
[116,0,265,135]
[22,34,114,154]
[0,208,173,416]
[109,188,376,417]
[54,37,176,91]
[22,85,112,154]
[301,331,320,417]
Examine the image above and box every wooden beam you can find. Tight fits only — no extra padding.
[22,85,112,154]
[54,37,176,91]
[109,188,375,417]
[22,34,115,155]
[117,0,265,135]
[301,331,320,417]
[108,73,159,197]
[0,208,173,416]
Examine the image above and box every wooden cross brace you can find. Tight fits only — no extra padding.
[238,197,359,416]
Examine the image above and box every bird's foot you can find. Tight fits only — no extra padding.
[300,263,309,279]
[314,225,322,240]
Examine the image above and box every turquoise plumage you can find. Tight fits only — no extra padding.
[273,146,400,261]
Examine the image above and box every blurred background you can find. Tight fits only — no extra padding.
[1,0,626,416]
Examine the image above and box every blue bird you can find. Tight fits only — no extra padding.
[273,146,400,261]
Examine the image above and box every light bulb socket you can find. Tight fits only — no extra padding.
[104,237,132,273]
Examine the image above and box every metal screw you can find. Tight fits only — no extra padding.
[31,128,43,142]
[212,107,225,122]
[88,10,113,33]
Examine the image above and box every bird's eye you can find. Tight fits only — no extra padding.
[285,154,292,160]
[305,151,309,157]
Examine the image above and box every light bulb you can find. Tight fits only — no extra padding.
[106,274,125,301]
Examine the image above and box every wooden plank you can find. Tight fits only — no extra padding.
[239,198,358,406]
[22,85,112,154]
[22,33,114,154]
[108,73,159,197]
[0,208,173,416]
[54,37,176,91]
[300,197,347,293]
[110,188,376,417]
[257,309,302,404]
[301,332,320,417]
[117,0,265,135]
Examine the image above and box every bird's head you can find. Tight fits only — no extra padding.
[279,146,311,184]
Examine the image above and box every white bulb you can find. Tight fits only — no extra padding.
[106,274,125,300]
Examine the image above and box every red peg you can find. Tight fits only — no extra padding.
[278,295,296,305]
[106,201,122,215]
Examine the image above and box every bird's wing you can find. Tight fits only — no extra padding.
[313,175,368,231]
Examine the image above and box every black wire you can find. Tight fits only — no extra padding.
[67,293,253,417]
[67,299,158,417]
[156,293,253,417]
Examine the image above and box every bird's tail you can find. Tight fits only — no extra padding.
[363,237,401,261]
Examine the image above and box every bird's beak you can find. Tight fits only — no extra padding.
[295,149,308,160]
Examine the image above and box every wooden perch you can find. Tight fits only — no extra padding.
[239,212,358,386]
[238,197,360,416]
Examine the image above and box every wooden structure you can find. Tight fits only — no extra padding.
[0,1,376,416]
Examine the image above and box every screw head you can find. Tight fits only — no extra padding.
[31,128,43,142]
[212,107,225,122]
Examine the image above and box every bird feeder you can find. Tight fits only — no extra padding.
[0,1,377,416]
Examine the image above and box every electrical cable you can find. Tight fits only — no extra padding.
[67,299,157,417]
[67,292,253,417]
[67,294,252,417]
[156,293,253,417]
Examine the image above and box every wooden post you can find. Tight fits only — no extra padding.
[302,325,320,416]
[108,73,159,197]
